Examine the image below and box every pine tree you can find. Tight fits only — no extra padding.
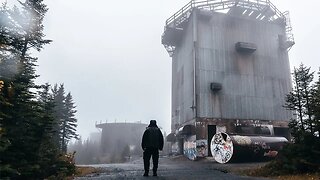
[52,83,66,149]
[62,92,79,153]
[298,65,314,133]
[51,84,79,153]
[284,64,314,141]
[280,64,320,174]
[1,4,20,176]
[1,1,78,178]
[38,83,56,136]
[311,69,320,136]
[36,83,61,178]
[0,0,51,178]
[0,81,14,176]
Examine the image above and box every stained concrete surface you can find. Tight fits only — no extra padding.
[75,156,270,180]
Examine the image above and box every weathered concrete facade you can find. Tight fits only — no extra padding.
[163,0,294,160]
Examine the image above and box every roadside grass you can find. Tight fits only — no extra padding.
[238,166,320,180]
[75,166,101,177]
[273,173,320,180]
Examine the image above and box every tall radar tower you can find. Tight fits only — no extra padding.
[162,0,294,161]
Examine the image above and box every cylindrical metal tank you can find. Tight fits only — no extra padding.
[211,132,288,163]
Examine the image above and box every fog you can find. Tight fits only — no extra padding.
[3,0,320,139]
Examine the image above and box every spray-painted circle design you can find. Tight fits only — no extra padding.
[210,132,233,164]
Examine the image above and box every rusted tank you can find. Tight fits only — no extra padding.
[210,132,288,163]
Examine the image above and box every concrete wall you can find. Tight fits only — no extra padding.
[195,10,292,121]
[171,15,196,131]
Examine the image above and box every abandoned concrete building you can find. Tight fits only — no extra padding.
[96,122,148,161]
[162,0,295,162]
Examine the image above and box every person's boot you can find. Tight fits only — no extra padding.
[143,171,149,177]
[153,170,157,176]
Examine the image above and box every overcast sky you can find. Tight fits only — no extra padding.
[3,0,320,139]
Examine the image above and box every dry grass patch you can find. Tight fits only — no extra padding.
[75,166,101,177]
[239,166,320,180]
[274,173,320,180]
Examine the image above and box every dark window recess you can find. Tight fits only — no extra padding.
[235,42,257,53]
[254,126,271,135]
[210,82,222,92]
[235,125,271,136]
[274,127,290,139]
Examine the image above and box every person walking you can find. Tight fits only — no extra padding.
[141,120,164,177]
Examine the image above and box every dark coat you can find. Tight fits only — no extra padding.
[141,124,164,150]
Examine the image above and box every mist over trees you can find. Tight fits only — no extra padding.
[68,132,144,164]
[0,0,78,179]
[68,128,170,165]
[69,136,102,164]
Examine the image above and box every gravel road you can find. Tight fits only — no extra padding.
[75,156,270,180]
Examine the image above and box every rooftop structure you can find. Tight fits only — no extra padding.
[162,0,294,57]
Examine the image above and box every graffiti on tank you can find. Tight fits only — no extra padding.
[211,132,233,164]
[232,135,252,145]
[264,150,278,157]
[171,142,179,154]
[184,135,197,160]
[196,140,208,157]
[216,126,226,133]
[252,141,268,154]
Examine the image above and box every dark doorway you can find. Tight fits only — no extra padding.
[274,127,290,140]
[207,125,216,157]
[178,138,184,155]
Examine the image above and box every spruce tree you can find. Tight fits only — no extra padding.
[284,64,314,141]
[51,84,79,153]
[52,83,66,150]
[311,69,320,136]
[281,64,320,173]
[0,4,19,176]
[1,1,78,178]
[0,0,51,178]
[62,92,79,153]
[36,83,61,178]
[298,65,314,133]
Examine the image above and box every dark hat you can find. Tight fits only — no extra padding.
[150,120,157,125]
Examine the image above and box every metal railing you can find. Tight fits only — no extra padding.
[282,11,295,50]
[165,0,285,28]
[283,11,294,43]
[162,0,294,55]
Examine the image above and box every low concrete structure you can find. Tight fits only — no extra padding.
[96,122,148,161]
